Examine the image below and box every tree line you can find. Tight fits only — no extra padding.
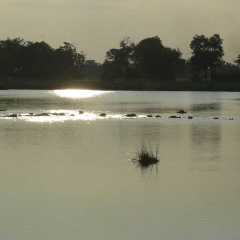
[0,38,86,79]
[0,35,239,82]
[102,35,240,82]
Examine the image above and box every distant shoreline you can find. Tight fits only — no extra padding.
[0,78,240,92]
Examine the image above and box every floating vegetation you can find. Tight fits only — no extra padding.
[169,115,181,119]
[34,113,50,117]
[177,110,187,114]
[0,110,236,122]
[51,112,65,116]
[132,143,159,169]
[6,114,18,117]
[125,113,137,117]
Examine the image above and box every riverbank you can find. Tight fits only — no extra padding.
[0,78,240,91]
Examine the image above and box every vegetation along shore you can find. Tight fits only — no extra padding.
[0,35,239,91]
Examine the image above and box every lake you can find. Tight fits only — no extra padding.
[0,90,240,240]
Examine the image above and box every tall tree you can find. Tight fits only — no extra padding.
[19,41,54,78]
[102,37,135,80]
[134,36,164,80]
[189,34,224,80]
[53,42,85,78]
[134,36,185,80]
[119,37,135,76]
[0,38,25,78]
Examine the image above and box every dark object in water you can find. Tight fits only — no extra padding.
[34,113,50,117]
[79,110,84,114]
[133,144,159,169]
[51,112,65,116]
[229,118,233,120]
[147,114,153,117]
[99,113,106,117]
[7,114,18,117]
[214,117,219,119]
[177,110,187,114]
[169,115,181,118]
[188,116,193,119]
[155,115,161,118]
[125,113,137,117]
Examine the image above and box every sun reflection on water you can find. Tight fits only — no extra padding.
[52,89,108,99]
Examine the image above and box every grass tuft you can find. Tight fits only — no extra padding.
[133,143,159,168]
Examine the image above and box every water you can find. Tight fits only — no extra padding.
[0,90,240,240]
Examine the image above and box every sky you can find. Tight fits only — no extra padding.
[0,0,240,63]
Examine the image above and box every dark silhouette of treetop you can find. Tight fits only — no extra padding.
[235,54,240,66]
[189,34,224,80]
[134,36,185,80]
[102,36,135,80]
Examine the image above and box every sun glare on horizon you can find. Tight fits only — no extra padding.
[52,90,110,99]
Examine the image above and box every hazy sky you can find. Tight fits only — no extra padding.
[0,0,240,63]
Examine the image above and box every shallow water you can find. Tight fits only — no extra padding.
[0,90,240,240]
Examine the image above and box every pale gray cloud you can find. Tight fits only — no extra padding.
[0,0,239,63]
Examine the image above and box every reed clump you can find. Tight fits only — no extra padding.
[133,144,159,168]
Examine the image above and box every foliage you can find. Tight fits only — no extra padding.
[53,42,86,79]
[189,34,224,80]
[19,41,54,79]
[235,54,240,66]
[134,36,164,80]
[134,36,185,80]
[213,62,240,82]
[0,35,239,88]
[0,38,86,80]
[102,37,136,80]
[102,36,185,81]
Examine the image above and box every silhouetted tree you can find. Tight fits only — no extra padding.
[189,34,224,81]
[0,38,25,78]
[102,37,135,80]
[119,37,135,77]
[214,61,240,82]
[134,36,185,80]
[0,38,86,80]
[53,42,85,78]
[134,36,164,80]
[235,54,240,66]
[161,47,186,80]
[19,41,54,79]
[0,48,16,78]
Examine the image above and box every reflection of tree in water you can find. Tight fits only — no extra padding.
[191,103,221,112]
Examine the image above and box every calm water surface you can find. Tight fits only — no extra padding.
[0,90,240,240]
